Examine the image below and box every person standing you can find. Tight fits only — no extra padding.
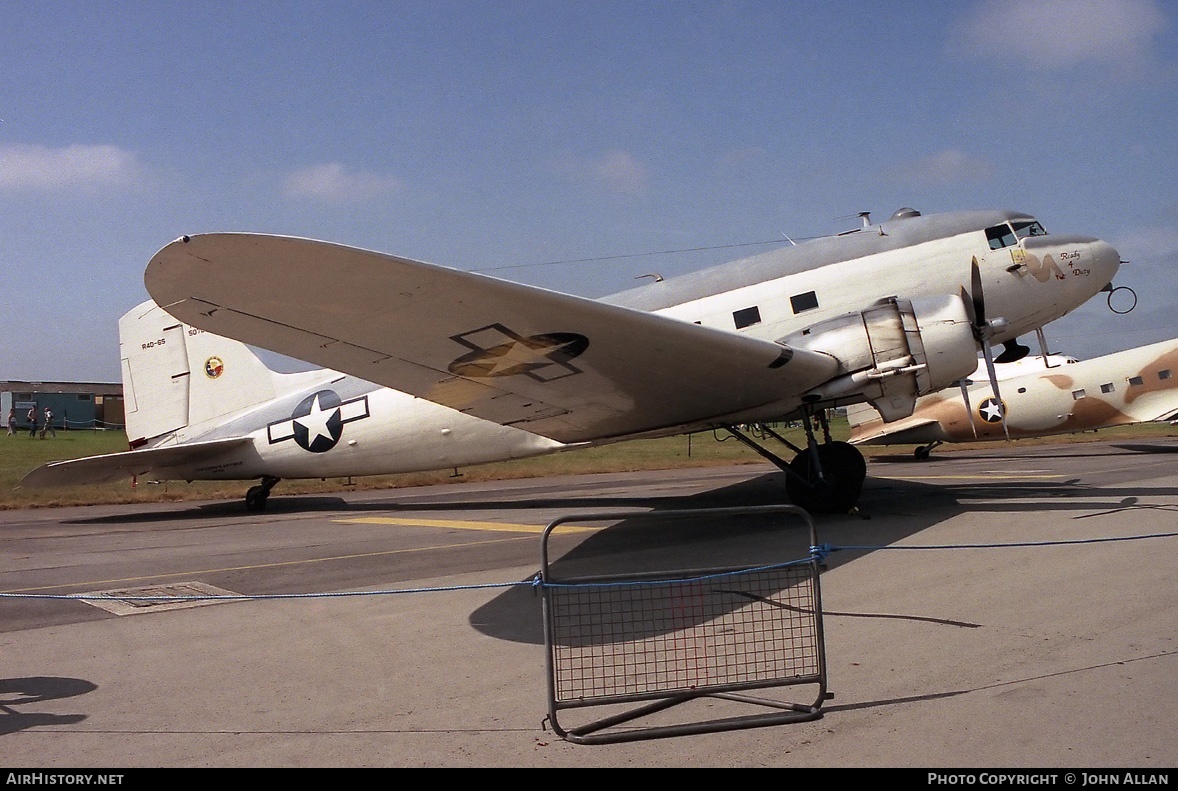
[27,406,37,437]
[40,407,56,439]
[6,409,15,436]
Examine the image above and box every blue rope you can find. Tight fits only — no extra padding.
[824,530,1178,554]
[2,530,1173,602]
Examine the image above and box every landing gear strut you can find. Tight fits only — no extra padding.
[914,441,942,461]
[245,476,281,511]
[724,407,867,514]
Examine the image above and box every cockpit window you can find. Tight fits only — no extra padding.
[1012,220,1047,239]
[986,219,1048,250]
[986,224,1018,250]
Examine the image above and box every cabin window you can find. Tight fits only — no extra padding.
[1100,383,1115,394]
[1072,389,1086,400]
[1128,376,1144,386]
[790,291,819,314]
[733,306,761,329]
[1159,369,1172,380]
[986,224,1018,250]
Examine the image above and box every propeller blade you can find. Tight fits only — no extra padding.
[960,379,977,439]
[980,340,1010,441]
[994,338,1031,364]
[970,256,986,328]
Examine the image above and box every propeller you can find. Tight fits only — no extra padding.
[960,257,1010,440]
[994,339,1031,364]
[959,378,978,438]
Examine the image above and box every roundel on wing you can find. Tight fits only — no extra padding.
[292,389,344,453]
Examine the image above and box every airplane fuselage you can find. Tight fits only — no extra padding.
[609,209,1116,354]
[850,338,1178,446]
[150,377,568,481]
[606,209,1119,425]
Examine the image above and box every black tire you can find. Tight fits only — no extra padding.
[785,441,866,513]
[245,485,268,512]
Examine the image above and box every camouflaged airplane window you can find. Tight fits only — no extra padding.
[1160,370,1173,380]
[986,224,1018,250]
[1101,383,1115,394]
[1129,376,1145,386]
[1072,389,1087,400]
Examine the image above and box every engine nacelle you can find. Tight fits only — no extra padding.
[780,295,978,421]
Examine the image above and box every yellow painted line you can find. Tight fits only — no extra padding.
[336,516,599,534]
[2,535,531,594]
[883,474,1063,481]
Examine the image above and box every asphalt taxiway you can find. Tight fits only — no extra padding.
[2,438,1176,767]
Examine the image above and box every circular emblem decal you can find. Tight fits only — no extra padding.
[978,396,1006,423]
[204,357,225,379]
[291,390,344,453]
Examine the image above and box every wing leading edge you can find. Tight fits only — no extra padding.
[145,234,839,443]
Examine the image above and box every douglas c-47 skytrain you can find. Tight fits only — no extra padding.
[24,208,1123,513]
[848,337,1178,458]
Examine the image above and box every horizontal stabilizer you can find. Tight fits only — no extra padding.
[20,437,251,489]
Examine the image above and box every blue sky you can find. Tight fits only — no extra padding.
[2,0,1175,382]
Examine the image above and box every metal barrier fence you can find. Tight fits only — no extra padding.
[540,505,829,743]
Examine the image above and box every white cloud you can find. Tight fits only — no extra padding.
[950,0,1167,71]
[885,149,995,187]
[552,150,651,195]
[282,162,404,202]
[0,143,147,190]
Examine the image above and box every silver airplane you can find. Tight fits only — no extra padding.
[26,208,1122,512]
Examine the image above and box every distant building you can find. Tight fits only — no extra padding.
[1,381,124,430]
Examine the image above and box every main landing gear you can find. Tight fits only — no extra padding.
[724,408,867,515]
[245,476,281,511]
[913,441,942,461]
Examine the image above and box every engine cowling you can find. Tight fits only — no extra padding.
[779,295,978,421]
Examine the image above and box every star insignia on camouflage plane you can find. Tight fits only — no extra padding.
[978,397,1006,423]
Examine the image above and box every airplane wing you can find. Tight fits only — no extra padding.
[145,234,840,444]
[20,437,251,488]
[847,418,943,446]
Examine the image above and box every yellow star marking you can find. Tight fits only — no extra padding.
[335,516,600,534]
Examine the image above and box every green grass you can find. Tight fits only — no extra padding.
[2,419,1174,510]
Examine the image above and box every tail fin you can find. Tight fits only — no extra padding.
[119,299,293,445]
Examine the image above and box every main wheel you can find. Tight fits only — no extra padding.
[785,441,867,514]
[245,485,269,512]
